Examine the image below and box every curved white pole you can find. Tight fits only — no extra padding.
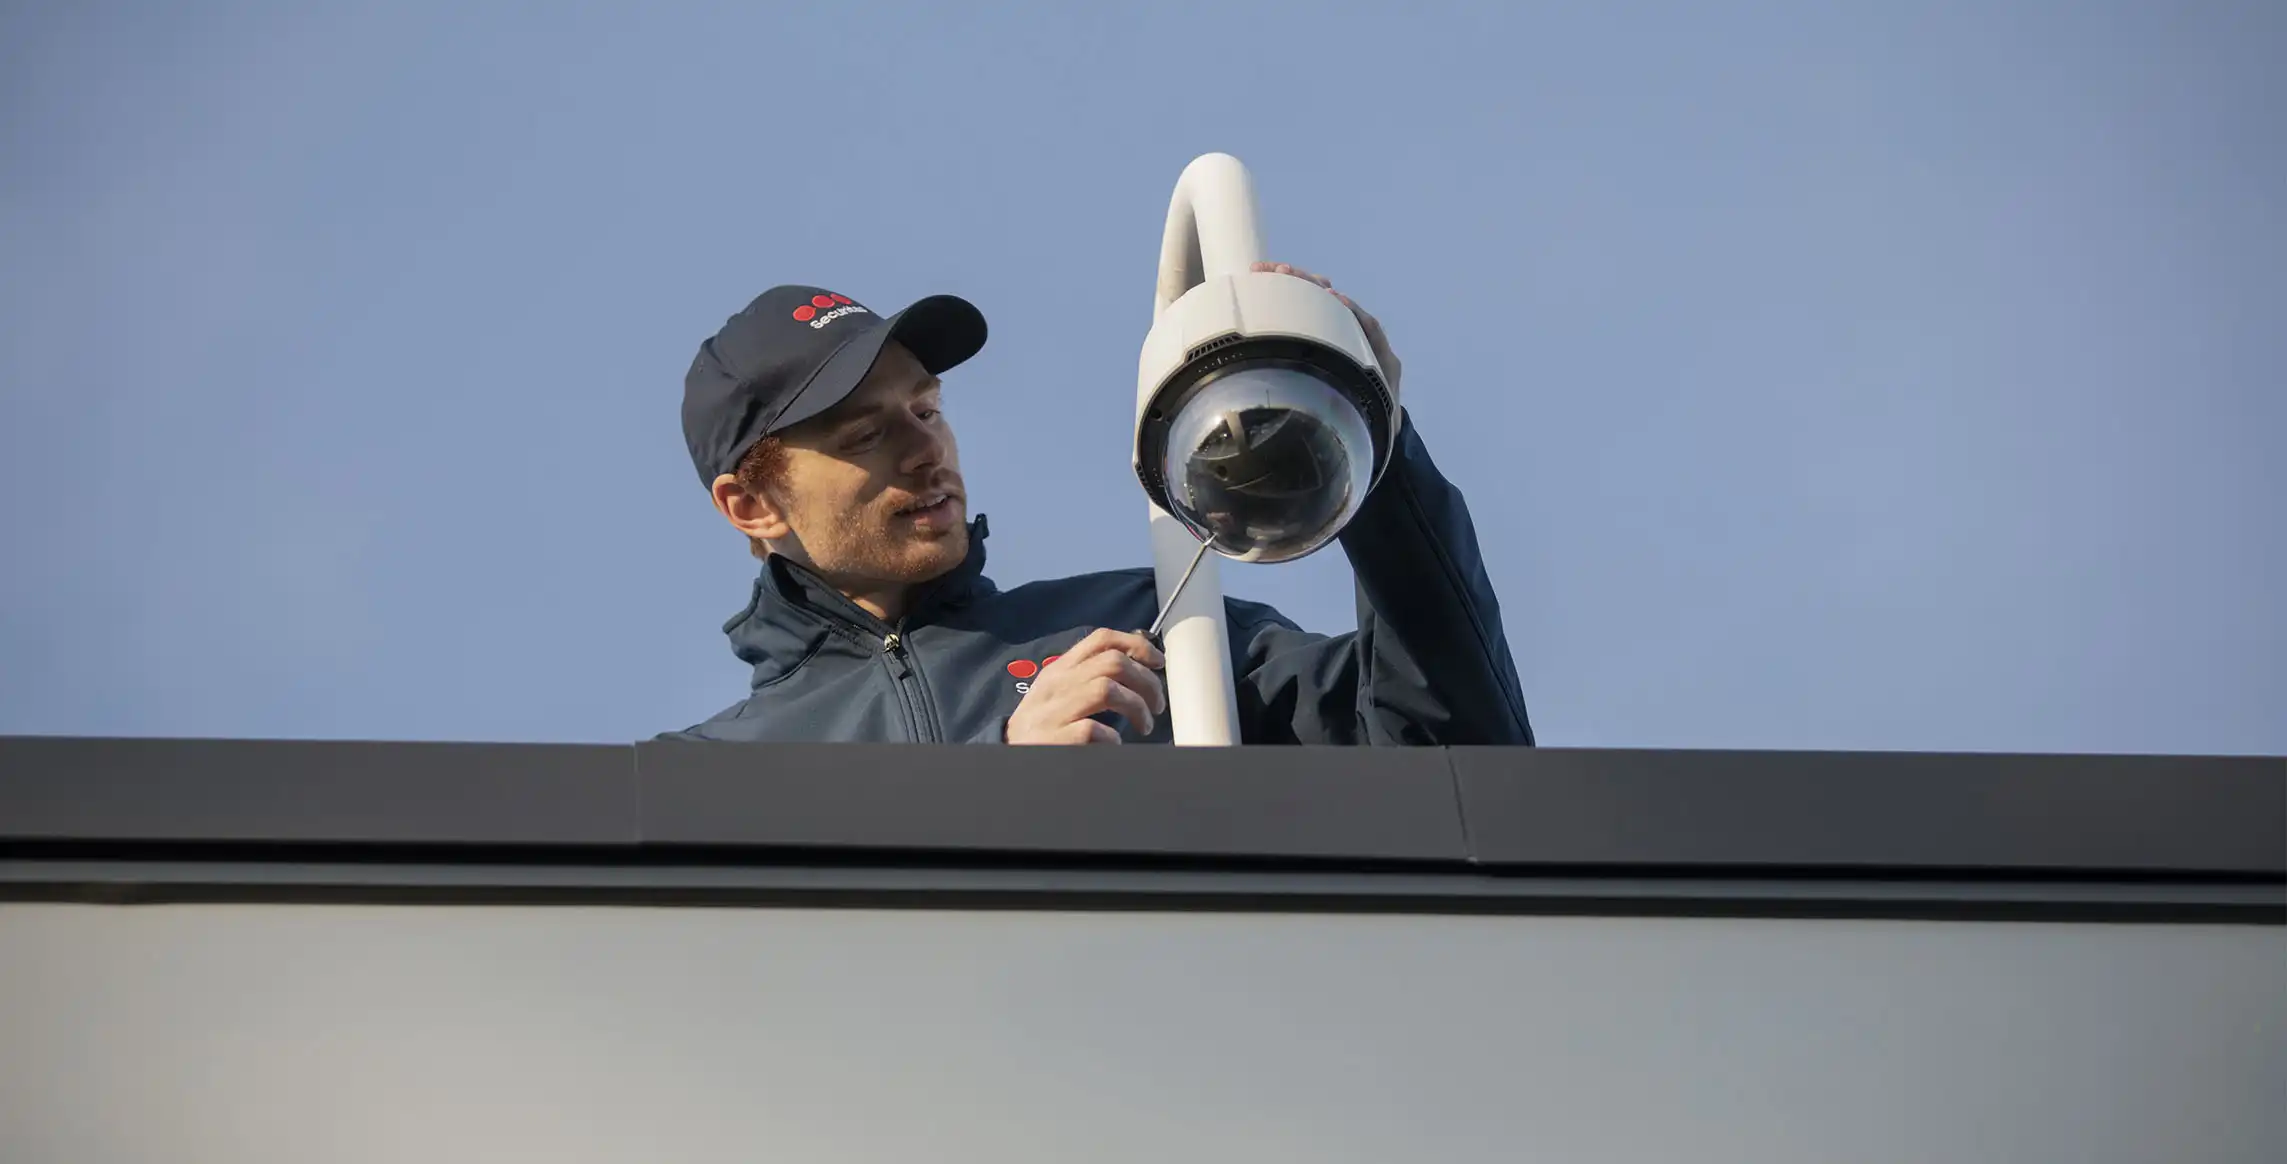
[1155,154,1264,322]
[1143,153,1256,746]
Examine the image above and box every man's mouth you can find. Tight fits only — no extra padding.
[895,491,960,523]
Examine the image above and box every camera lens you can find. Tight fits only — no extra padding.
[1160,364,1374,563]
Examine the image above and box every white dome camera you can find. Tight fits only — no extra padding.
[1133,269,1400,563]
[1130,151,1399,745]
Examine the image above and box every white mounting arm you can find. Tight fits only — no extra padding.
[1141,152,1258,746]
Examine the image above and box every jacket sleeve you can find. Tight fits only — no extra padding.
[1226,411,1535,746]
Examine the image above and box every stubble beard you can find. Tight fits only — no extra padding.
[814,498,969,589]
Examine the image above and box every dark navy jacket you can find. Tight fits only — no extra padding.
[663,414,1533,745]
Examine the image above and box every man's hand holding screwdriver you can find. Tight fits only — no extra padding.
[1003,628,1167,745]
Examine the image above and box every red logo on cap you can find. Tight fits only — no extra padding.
[792,292,856,323]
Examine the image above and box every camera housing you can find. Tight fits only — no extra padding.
[1134,270,1400,563]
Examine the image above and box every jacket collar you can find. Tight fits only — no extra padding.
[723,515,996,676]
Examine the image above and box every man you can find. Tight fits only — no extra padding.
[666,263,1533,746]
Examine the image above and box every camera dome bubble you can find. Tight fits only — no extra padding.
[1160,365,1375,563]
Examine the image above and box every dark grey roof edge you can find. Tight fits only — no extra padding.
[0,736,641,847]
[1451,747,2287,875]
[4,859,2279,925]
[2,736,2280,876]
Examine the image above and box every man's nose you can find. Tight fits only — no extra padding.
[894,417,947,474]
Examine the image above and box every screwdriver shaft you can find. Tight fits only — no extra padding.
[1146,539,1214,641]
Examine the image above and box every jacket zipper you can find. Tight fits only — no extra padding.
[880,630,941,743]
[774,558,944,742]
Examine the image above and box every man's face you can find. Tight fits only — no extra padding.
[747,341,969,593]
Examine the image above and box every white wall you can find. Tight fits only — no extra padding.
[1,904,2280,1163]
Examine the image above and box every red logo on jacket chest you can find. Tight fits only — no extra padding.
[1005,655,1062,694]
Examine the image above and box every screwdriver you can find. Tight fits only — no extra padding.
[1145,538,1214,645]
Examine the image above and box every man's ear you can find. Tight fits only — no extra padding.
[711,473,793,542]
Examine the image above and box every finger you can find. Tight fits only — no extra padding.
[1090,650,1167,716]
[1009,717,1120,745]
[1333,292,1388,338]
[1059,674,1156,737]
[1094,671,1160,736]
[1056,626,1126,665]
[1065,651,1165,732]
[1059,627,1164,671]
[1254,260,1336,290]
[1067,657,1164,736]
[1268,262,1331,288]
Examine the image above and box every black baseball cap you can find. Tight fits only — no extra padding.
[682,284,988,487]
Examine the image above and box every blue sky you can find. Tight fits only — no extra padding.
[2,0,2279,754]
